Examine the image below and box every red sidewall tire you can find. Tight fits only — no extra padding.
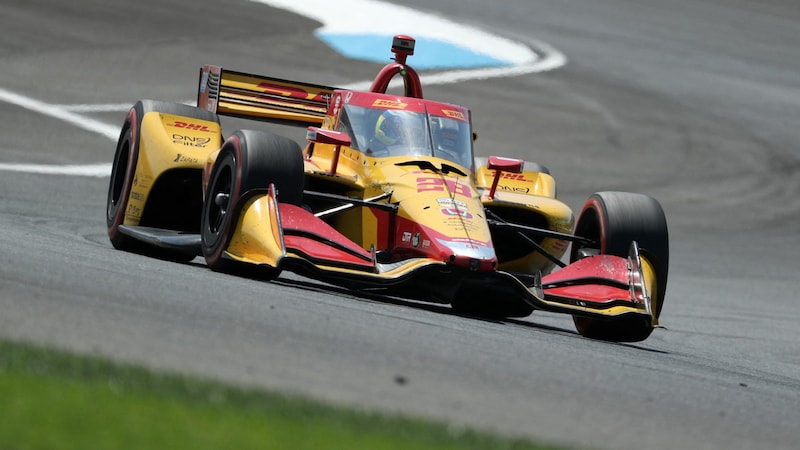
[106,107,140,249]
[201,135,244,270]
[570,192,669,342]
[200,130,303,276]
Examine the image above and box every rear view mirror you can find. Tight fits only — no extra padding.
[307,127,352,176]
[306,127,351,147]
[486,156,524,199]
[487,155,523,173]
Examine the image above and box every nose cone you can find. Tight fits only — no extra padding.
[385,160,498,271]
[436,238,497,271]
[395,193,498,271]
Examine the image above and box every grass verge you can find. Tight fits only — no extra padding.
[0,338,564,450]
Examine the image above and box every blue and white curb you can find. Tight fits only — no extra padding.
[252,0,565,89]
[253,0,551,70]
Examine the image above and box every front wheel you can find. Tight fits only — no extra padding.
[106,120,138,251]
[201,130,304,277]
[571,191,669,342]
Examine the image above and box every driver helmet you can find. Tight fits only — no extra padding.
[374,110,405,146]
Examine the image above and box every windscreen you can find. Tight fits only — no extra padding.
[338,104,473,170]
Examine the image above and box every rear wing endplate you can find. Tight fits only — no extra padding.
[197,65,336,126]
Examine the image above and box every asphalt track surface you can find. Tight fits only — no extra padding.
[1,1,799,449]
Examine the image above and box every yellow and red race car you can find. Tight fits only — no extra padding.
[106,35,668,342]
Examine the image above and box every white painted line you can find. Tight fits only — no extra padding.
[0,162,111,177]
[0,88,119,177]
[56,103,133,113]
[56,99,195,113]
[0,88,120,140]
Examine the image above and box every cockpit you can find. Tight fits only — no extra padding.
[337,103,474,171]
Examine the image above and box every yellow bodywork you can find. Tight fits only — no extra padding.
[640,255,661,326]
[123,112,222,226]
[225,192,285,266]
[475,163,574,274]
[304,144,492,249]
[301,134,575,276]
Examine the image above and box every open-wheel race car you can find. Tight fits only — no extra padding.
[106,35,669,342]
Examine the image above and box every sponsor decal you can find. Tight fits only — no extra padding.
[449,237,478,243]
[168,121,215,133]
[500,172,528,181]
[421,239,430,248]
[130,192,144,201]
[372,99,408,109]
[412,232,421,248]
[173,153,200,164]
[441,208,473,219]
[172,134,212,147]
[125,203,141,217]
[344,91,353,104]
[256,81,329,102]
[498,185,530,194]
[132,174,151,189]
[401,231,412,243]
[442,222,481,232]
[199,72,208,93]
[416,177,472,197]
[436,197,467,208]
[333,95,342,116]
[441,109,466,121]
[257,83,292,97]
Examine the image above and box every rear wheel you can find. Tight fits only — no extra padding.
[106,100,220,261]
[201,130,303,277]
[571,191,669,342]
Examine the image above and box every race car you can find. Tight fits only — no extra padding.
[106,35,669,342]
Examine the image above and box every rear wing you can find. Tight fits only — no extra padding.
[197,65,336,126]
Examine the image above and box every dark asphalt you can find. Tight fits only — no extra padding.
[1,1,798,449]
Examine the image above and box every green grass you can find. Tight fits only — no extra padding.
[0,339,564,450]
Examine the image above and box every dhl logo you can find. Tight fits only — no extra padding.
[256,82,329,102]
[488,170,529,181]
[441,109,466,121]
[373,99,408,109]
[168,121,215,133]
[500,172,529,181]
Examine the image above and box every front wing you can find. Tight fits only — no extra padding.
[119,191,657,328]
[222,192,658,327]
